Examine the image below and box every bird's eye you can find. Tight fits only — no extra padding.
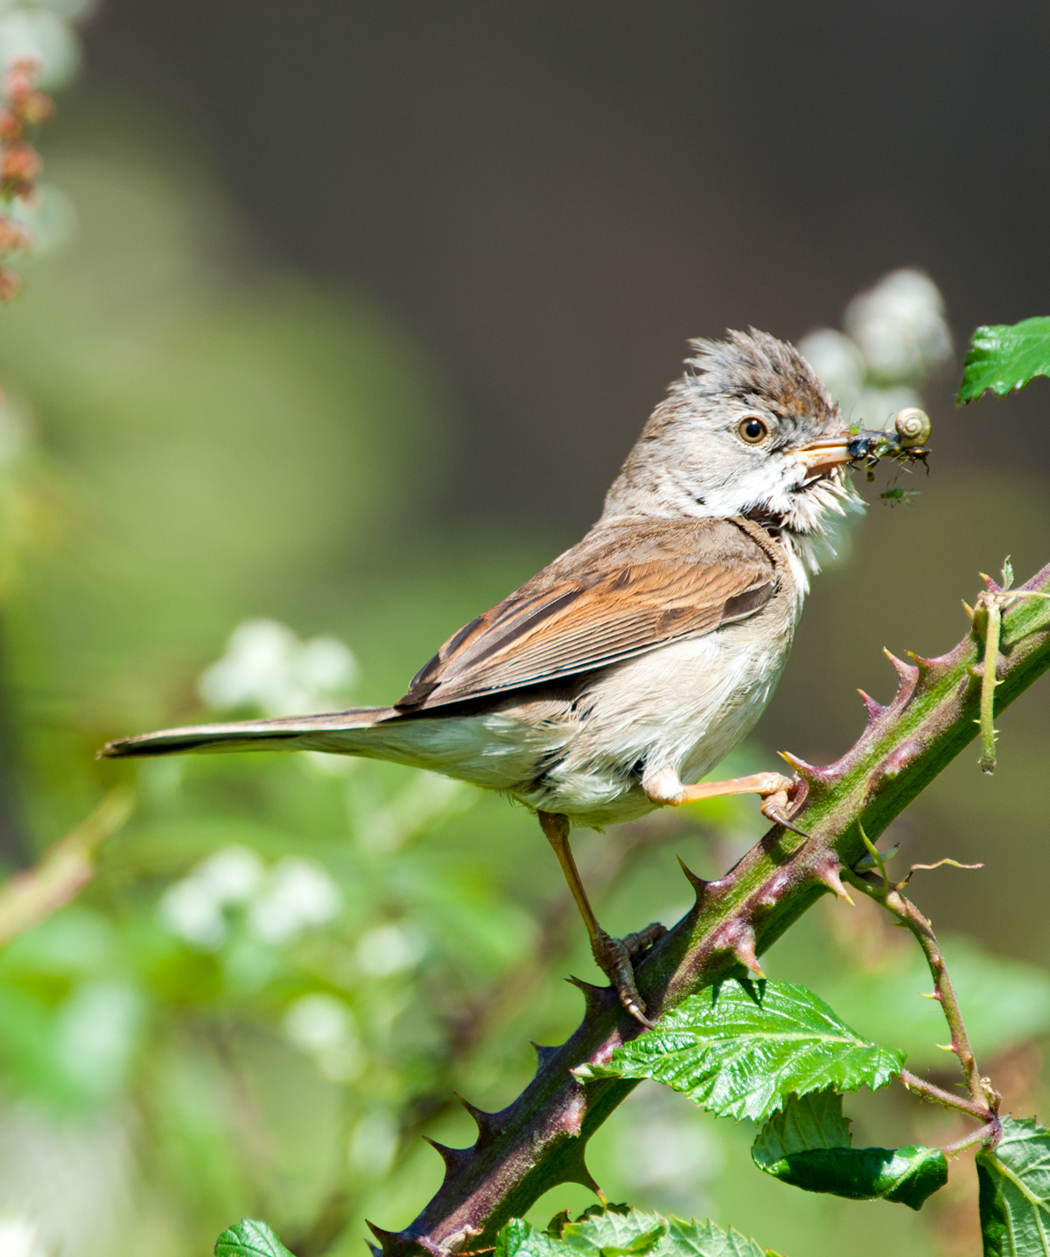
[737,416,769,444]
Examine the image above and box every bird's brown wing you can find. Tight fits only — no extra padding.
[396,517,779,709]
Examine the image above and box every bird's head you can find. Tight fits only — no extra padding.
[601,328,868,572]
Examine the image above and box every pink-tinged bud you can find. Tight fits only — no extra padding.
[1,142,41,184]
[0,216,30,253]
[0,266,22,302]
[0,109,20,143]
[3,59,40,105]
[19,91,53,127]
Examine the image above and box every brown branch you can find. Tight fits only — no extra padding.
[398,810,700,1147]
[849,866,988,1112]
[0,787,135,947]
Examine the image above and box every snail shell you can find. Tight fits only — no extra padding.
[894,407,931,448]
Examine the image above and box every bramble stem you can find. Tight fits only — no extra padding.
[369,559,1050,1257]
[849,870,987,1111]
[939,1120,1001,1157]
[897,1069,990,1122]
[978,595,1001,772]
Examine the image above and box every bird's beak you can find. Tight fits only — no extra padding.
[791,435,853,474]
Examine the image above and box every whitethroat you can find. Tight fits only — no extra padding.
[102,329,931,1026]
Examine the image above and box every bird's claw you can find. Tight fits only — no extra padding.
[760,783,810,837]
[591,922,667,1029]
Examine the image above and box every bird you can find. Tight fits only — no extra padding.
[101,329,928,1027]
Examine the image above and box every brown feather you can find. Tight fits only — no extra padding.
[396,516,777,709]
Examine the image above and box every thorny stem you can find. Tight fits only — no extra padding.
[939,1121,1001,1158]
[368,559,1050,1257]
[289,815,697,1257]
[847,849,986,1111]
[973,584,1050,774]
[396,812,698,1147]
[977,596,1001,773]
[897,1069,990,1123]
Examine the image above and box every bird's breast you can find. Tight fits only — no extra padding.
[522,590,798,826]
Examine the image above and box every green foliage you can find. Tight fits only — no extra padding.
[589,979,904,1122]
[495,1205,777,1257]
[1,110,1048,1257]
[751,1092,946,1211]
[976,1116,1050,1256]
[956,317,1050,403]
[751,1090,851,1159]
[215,1218,298,1257]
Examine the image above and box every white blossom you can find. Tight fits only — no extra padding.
[193,845,265,905]
[283,994,362,1081]
[845,268,952,381]
[159,876,225,950]
[247,858,342,945]
[199,618,358,717]
[0,1215,48,1257]
[355,922,426,977]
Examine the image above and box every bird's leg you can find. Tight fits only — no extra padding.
[538,811,666,1029]
[643,768,807,836]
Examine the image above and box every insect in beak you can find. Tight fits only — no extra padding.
[794,409,933,476]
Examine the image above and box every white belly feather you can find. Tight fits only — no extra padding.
[523,617,793,825]
[350,611,796,830]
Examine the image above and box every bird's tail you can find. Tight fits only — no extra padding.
[99,706,400,759]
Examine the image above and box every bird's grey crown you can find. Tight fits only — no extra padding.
[676,328,835,427]
[600,328,862,574]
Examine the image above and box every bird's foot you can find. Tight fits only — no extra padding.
[591,922,668,1029]
[649,770,809,837]
[758,776,809,837]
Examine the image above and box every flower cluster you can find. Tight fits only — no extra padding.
[0,58,52,302]
[800,269,953,428]
[199,618,360,718]
[159,845,343,951]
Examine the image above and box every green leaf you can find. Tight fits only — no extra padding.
[976,1116,1050,1255]
[752,1092,946,1211]
[956,317,1050,404]
[495,1206,775,1257]
[756,1146,946,1211]
[589,979,904,1122]
[751,1089,852,1160]
[215,1219,297,1257]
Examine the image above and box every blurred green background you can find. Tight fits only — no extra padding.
[0,5,1049,1257]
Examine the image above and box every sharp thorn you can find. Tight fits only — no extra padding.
[907,650,940,680]
[729,924,765,977]
[565,974,614,1017]
[421,1136,471,1177]
[561,1152,602,1194]
[920,991,942,1001]
[365,1222,407,1256]
[531,1040,561,1071]
[883,647,919,683]
[814,861,854,905]
[453,1093,501,1143]
[676,855,710,898]
[883,649,919,705]
[365,1228,445,1257]
[858,689,887,724]
[936,1043,958,1053]
[778,749,835,785]
[962,599,974,620]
